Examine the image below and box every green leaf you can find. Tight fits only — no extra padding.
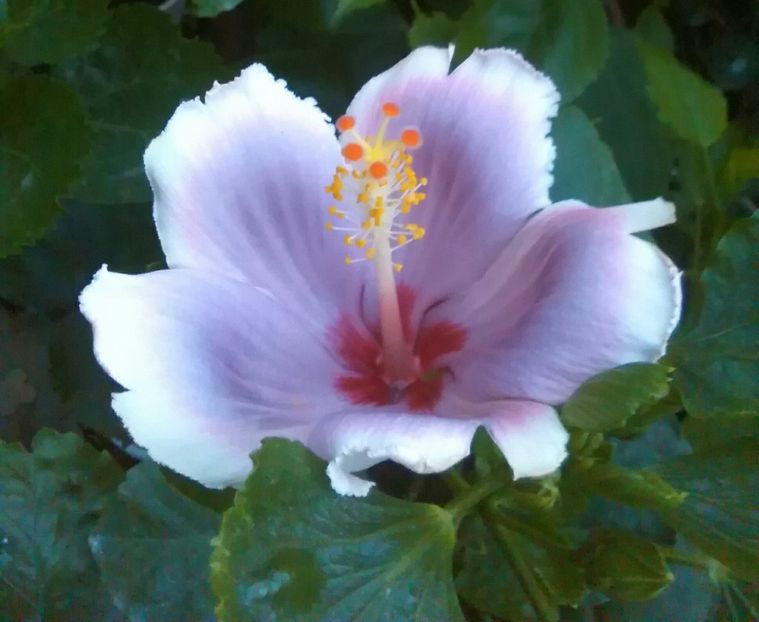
[452,0,608,101]
[0,75,90,256]
[551,105,630,205]
[635,5,674,52]
[408,7,458,48]
[655,440,759,582]
[1,0,109,65]
[637,39,728,147]
[0,430,123,621]
[671,215,759,417]
[577,29,675,199]
[570,461,686,513]
[718,146,759,204]
[57,4,225,203]
[90,461,221,622]
[525,0,608,101]
[0,200,161,314]
[683,413,759,451]
[587,529,674,601]
[456,513,584,622]
[560,364,670,433]
[331,0,385,26]
[251,0,409,118]
[190,0,245,18]
[600,540,716,621]
[211,439,463,621]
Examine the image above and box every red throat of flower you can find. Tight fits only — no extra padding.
[331,285,467,411]
[325,103,467,411]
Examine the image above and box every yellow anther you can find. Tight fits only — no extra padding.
[361,220,371,230]
[366,247,376,260]
[344,256,352,265]
[420,177,428,185]
[356,239,367,248]
[343,235,353,246]
[405,224,425,240]
[397,234,408,245]
[327,206,343,217]
[325,222,334,231]
[357,192,369,204]
[369,207,384,226]
[394,263,403,272]
[336,166,348,175]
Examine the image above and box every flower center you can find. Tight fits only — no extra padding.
[324,102,428,385]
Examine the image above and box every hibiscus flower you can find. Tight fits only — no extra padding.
[81,47,681,496]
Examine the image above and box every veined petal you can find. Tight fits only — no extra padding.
[344,47,560,304]
[440,201,681,405]
[145,64,362,317]
[80,267,343,488]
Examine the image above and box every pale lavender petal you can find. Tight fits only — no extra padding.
[80,266,344,487]
[145,64,364,316]
[345,47,560,304]
[439,201,681,405]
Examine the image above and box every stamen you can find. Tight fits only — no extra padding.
[342,143,363,161]
[401,128,422,148]
[324,102,429,384]
[382,102,400,117]
[336,115,355,132]
[369,161,388,179]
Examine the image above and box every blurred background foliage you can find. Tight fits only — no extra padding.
[0,0,757,620]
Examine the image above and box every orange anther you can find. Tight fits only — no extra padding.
[342,143,364,161]
[382,102,400,117]
[336,115,355,132]
[369,161,388,179]
[401,128,421,148]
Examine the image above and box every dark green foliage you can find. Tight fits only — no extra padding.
[0,430,123,620]
[211,439,463,621]
[672,215,759,417]
[91,462,221,621]
[560,364,670,433]
[58,4,226,203]
[0,75,90,255]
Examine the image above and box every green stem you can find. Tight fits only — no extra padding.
[662,546,710,570]
[442,472,556,622]
[487,509,565,551]
[441,469,469,495]
[486,517,557,622]
[693,145,722,271]
[444,475,503,522]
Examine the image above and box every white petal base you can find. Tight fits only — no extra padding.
[312,400,569,497]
